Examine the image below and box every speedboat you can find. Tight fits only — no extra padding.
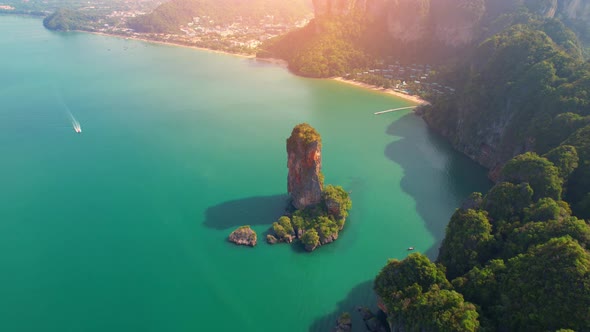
[407,247,415,251]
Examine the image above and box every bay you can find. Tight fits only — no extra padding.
[0,15,490,331]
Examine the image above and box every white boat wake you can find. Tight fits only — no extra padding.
[54,87,82,133]
[69,112,82,133]
[65,107,82,133]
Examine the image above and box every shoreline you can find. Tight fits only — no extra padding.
[7,14,429,105]
[87,31,256,59]
[37,17,428,104]
[331,77,430,106]
[92,32,426,106]
[4,14,256,59]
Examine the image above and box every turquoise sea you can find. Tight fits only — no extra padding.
[0,15,491,331]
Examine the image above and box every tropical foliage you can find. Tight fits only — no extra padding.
[374,254,479,332]
[375,149,590,331]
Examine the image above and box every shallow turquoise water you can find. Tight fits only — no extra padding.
[0,15,491,331]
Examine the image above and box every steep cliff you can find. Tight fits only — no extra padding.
[431,0,486,46]
[422,19,588,187]
[529,0,590,42]
[268,124,352,252]
[287,123,323,209]
[527,0,590,21]
[385,0,431,43]
[313,0,485,47]
[312,0,384,17]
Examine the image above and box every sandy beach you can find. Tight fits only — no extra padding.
[331,77,430,105]
[88,31,256,59]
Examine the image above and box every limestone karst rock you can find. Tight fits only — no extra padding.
[287,123,323,209]
[228,226,257,247]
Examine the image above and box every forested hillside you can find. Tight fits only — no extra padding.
[368,2,590,331]
[422,18,590,218]
[42,8,99,31]
[128,0,312,33]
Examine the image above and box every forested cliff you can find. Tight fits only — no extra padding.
[259,0,492,75]
[313,0,486,46]
[422,14,590,218]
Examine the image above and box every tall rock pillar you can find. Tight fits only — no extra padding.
[287,123,323,209]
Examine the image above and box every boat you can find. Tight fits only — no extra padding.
[407,247,415,251]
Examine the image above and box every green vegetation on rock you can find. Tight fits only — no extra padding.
[286,123,321,148]
[501,152,563,200]
[268,189,351,251]
[374,253,479,332]
[437,209,493,280]
[301,229,319,251]
[543,145,579,180]
[323,185,352,222]
[482,182,533,222]
[269,216,295,243]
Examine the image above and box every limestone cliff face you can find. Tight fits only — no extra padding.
[423,100,521,179]
[313,0,385,17]
[431,0,485,46]
[560,0,590,20]
[287,124,323,209]
[313,0,485,47]
[531,0,590,20]
[386,0,485,47]
[385,0,431,43]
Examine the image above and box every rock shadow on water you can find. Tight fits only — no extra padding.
[385,113,491,259]
[309,281,384,332]
[203,194,289,230]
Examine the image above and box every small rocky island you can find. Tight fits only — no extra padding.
[228,225,257,247]
[266,123,352,252]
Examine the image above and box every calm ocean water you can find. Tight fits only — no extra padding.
[0,15,490,331]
